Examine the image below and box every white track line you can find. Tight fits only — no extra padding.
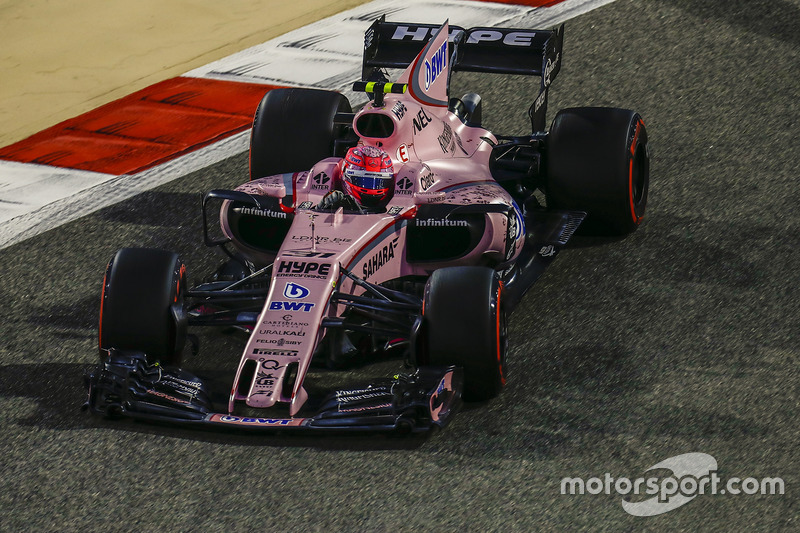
[184,0,617,102]
[0,133,249,248]
[0,0,616,250]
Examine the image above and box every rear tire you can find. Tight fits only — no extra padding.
[421,267,507,401]
[250,88,352,179]
[546,107,649,235]
[99,248,187,365]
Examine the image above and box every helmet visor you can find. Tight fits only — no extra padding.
[343,168,394,190]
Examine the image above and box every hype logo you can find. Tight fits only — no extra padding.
[283,282,310,299]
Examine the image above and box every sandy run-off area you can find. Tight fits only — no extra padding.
[0,0,368,147]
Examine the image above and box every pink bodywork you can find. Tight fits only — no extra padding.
[220,23,525,416]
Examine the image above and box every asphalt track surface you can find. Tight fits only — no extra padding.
[0,0,797,530]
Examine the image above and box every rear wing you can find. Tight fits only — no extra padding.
[362,17,564,132]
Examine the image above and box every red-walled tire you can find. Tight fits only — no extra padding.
[99,248,187,365]
[421,267,507,401]
[546,107,649,235]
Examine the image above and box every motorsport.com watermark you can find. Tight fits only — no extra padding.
[561,453,785,516]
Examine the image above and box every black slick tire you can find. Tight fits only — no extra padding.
[99,248,187,365]
[249,88,352,180]
[421,266,507,401]
[546,107,649,235]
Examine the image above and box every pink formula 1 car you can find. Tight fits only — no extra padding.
[85,18,649,434]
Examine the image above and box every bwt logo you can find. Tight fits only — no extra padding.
[283,282,309,299]
[218,415,292,426]
[424,40,447,90]
[270,301,315,312]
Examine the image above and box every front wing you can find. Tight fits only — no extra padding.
[84,351,462,434]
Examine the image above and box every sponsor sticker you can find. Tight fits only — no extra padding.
[438,123,453,153]
[337,391,390,404]
[261,317,309,328]
[311,172,330,190]
[258,338,302,346]
[395,177,413,195]
[539,245,556,257]
[416,218,467,227]
[465,29,537,46]
[412,109,432,133]
[281,251,337,258]
[258,329,306,336]
[269,301,315,312]
[210,414,304,427]
[276,260,332,279]
[424,40,447,91]
[362,238,398,280]
[338,403,393,413]
[234,207,287,219]
[504,201,524,261]
[397,144,410,162]
[534,89,547,113]
[252,349,298,358]
[259,359,282,370]
[283,282,310,299]
[146,389,190,405]
[429,370,455,422]
[256,371,275,387]
[544,52,560,87]
[420,172,435,191]
[391,101,407,120]
[291,235,352,244]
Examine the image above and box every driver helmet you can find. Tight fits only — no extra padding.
[340,146,394,208]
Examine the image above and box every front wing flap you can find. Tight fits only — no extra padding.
[84,350,462,434]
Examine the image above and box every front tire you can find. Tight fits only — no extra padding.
[420,267,507,401]
[546,107,650,235]
[99,248,187,365]
[249,88,352,179]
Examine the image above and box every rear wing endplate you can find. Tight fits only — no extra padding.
[362,17,564,132]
